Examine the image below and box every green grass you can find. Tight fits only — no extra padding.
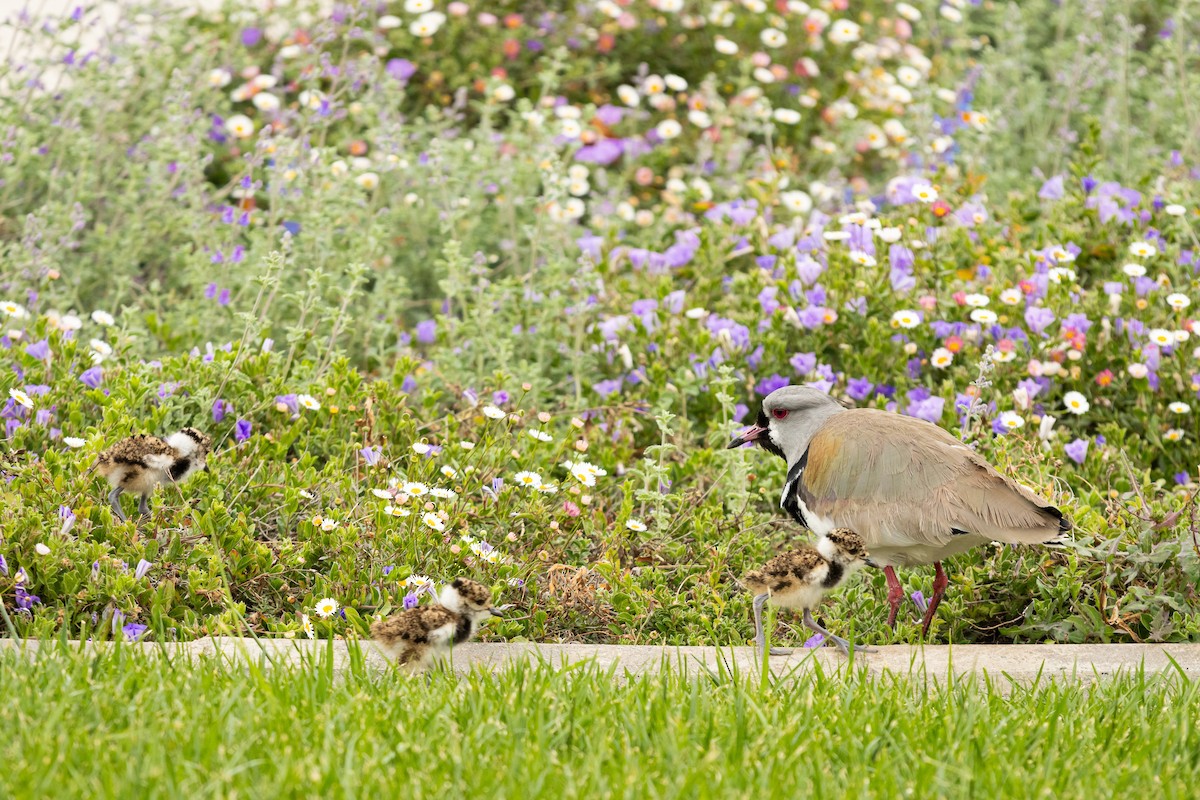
[1,646,1197,798]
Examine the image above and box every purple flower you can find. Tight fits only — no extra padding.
[79,366,103,388]
[906,395,945,423]
[134,559,152,580]
[205,283,218,299]
[1024,306,1056,336]
[1064,438,1089,465]
[755,374,790,396]
[241,27,262,47]
[790,352,816,376]
[386,58,416,81]
[218,289,231,306]
[0,553,7,575]
[1174,472,1191,486]
[415,319,437,344]
[911,590,926,608]
[492,390,509,405]
[803,633,825,648]
[360,445,382,466]
[274,394,299,415]
[24,339,51,361]
[1038,175,1065,200]
[234,419,252,442]
[846,377,873,401]
[403,593,420,610]
[15,584,39,610]
[593,378,622,398]
[122,623,149,641]
[212,399,229,422]
[59,505,76,536]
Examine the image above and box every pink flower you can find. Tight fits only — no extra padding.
[918,295,938,311]
[563,501,580,517]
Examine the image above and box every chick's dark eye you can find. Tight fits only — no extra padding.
[771,408,789,420]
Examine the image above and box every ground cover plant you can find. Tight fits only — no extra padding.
[0,0,1198,649]
[1,645,1198,799]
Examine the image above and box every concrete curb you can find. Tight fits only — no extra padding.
[3,639,1197,683]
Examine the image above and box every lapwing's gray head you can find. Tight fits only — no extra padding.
[440,578,504,621]
[727,385,844,465]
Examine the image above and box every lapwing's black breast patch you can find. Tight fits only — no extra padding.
[821,561,844,589]
[168,457,192,480]
[453,616,473,644]
[780,450,810,529]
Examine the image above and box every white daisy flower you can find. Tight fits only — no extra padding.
[760,27,787,47]
[999,288,1023,306]
[780,191,813,215]
[320,518,337,532]
[890,310,921,329]
[301,614,315,639]
[626,519,648,532]
[969,309,998,325]
[1164,429,1185,442]
[440,465,457,479]
[1128,241,1157,258]
[930,348,954,369]
[1166,293,1191,310]
[421,512,446,531]
[403,482,429,497]
[372,488,395,500]
[1168,402,1191,415]
[405,574,434,592]
[225,114,255,139]
[912,184,938,203]
[964,294,990,308]
[314,598,340,618]
[998,412,1025,431]
[1164,204,1187,217]
[298,394,321,411]
[429,487,457,499]
[482,405,507,420]
[1122,263,1147,277]
[384,504,411,517]
[849,251,876,267]
[63,436,86,448]
[1148,329,1175,347]
[8,388,33,409]
[514,471,542,488]
[1,301,28,318]
[655,119,683,140]
[527,429,554,443]
[91,310,115,326]
[1063,391,1090,415]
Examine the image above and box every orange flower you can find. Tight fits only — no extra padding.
[944,335,964,354]
[1095,370,1113,387]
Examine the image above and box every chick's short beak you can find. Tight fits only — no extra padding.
[727,424,768,450]
[489,604,514,618]
[865,557,880,569]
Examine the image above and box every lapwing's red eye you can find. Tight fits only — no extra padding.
[771,408,789,420]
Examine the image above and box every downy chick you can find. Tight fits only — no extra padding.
[744,528,876,656]
[371,578,507,673]
[95,428,211,522]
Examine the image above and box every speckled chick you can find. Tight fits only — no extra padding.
[371,578,506,673]
[95,428,211,522]
[745,528,875,657]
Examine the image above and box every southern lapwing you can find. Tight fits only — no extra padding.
[729,386,1070,636]
[371,578,507,673]
[95,428,211,522]
[744,528,876,656]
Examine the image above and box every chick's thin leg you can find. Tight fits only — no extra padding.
[753,593,792,657]
[108,487,127,522]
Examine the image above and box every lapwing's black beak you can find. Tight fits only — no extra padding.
[865,557,881,569]
[727,424,768,449]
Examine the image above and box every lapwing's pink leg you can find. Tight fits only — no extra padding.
[919,562,950,637]
[884,566,905,629]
